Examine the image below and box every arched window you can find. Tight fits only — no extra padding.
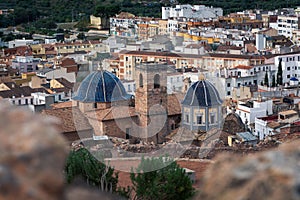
[154,74,160,88]
[139,73,143,88]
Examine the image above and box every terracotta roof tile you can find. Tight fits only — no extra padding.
[167,93,183,115]
[51,101,73,109]
[233,65,253,70]
[86,106,138,121]
[216,45,243,51]
[42,107,92,133]
[120,50,181,58]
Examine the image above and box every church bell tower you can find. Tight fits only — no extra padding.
[134,62,168,144]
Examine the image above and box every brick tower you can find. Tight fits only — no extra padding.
[134,62,168,144]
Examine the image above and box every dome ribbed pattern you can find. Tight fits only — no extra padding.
[182,80,222,107]
[73,70,131,103]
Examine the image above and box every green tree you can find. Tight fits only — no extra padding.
[65,147,118,193]
[94,4,120,18]
[264,72,269,87]
[129,157,194,200]
[277,58,283,86]
[272,74,276,87]
[77,32,86,40]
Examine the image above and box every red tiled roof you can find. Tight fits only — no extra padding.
[4,46,32,57]
[245,43,257,53]
[216,45,243,51]
[55,77,74,89]
[55,40,101,47]
[203,53,266,60]
[233,65,253,70]
[167,93,183,115]
[120,50,182,58]
[42,107,93,133]
[60,58,77,67]
[258,115,278,121]
[108,159,212,189]
[85,106,137,121]
[51,101,73,109]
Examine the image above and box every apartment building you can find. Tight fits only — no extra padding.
[270,15,300,38]
[266,51,300,85]
[54,41,107,54]
[201,53,266,71]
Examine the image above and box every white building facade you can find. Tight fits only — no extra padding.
[270,15,300,38]
[162,4,223,20]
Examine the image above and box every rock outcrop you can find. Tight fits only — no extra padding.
[197,140,300,200]
[0,103,124,200]
[0,103,68,200]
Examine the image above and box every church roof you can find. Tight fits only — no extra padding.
[182,80,222,107]
[73,70,131,103]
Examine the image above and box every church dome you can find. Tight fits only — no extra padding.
[73,70,131,103]
[182,80,222,107]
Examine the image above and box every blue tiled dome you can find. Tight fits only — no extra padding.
[182,80,222,107]
[73,70,131,103]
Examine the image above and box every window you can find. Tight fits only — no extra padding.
[227,83,231,87]
[287,75,290,79]
[25,99,28,105]
[128,85,131,91]
[197,116,202,124]
[227,91,231,96]
[154,74,160,88]
[93,103,97,109]
[139,73,143,88]
[186,114,189,123]
[18,99,21,105]
[126,128,131,139]
[287,67,290,71]
[210,115,215,124]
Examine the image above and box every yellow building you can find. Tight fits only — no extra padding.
[149,24,159,38]
[90,15,109,30]
[158,20,168,35]
[54,41,107,54]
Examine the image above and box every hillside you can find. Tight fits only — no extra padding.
[0,0,299,28]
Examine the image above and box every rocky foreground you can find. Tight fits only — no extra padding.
[0,103,300,200]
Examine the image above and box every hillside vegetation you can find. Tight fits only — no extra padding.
[0,0,299,28]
